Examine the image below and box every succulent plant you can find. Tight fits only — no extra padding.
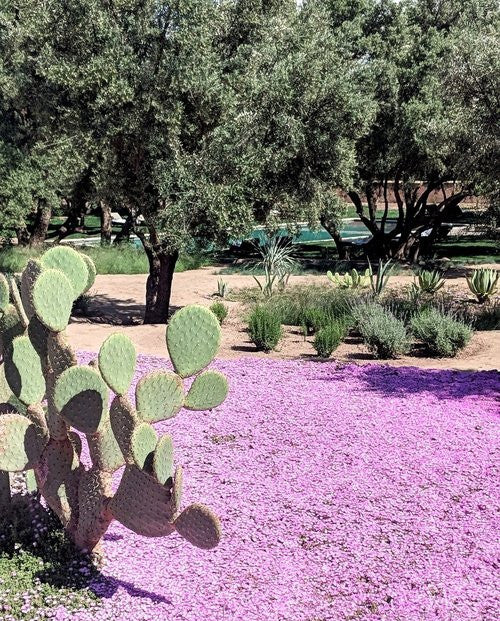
[368,258,393,296]
[0,247,227,555]
[326,268,370,289]
[414,269,445,295]
[466,268,499,304]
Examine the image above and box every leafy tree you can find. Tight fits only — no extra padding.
[335,0,500,261]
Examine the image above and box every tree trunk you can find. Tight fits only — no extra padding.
[320,215,349,260]
[29,200,52,247]
[143,248,179,324]
[114,213,134,245]
[100,201,112,245]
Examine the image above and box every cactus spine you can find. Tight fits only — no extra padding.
[0,247,227,554]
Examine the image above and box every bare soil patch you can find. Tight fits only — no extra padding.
[67,266,500,371]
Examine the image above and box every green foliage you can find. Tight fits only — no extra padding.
[248,306,282,352]
[354,302,411,359]
[414,269,445,295]
[0,495,100,619]
[368,259,393,296]
[327,268,370,289]
[253,237,297,298]
[0,247,225,556]
[466,268,499,303]
[313,321,347,358]
[411,308,473,357]
[209,301,228,325]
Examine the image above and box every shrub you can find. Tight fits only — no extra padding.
[301,308,332,335]
[355,302,410,359]
[313,321,347,357]
[248,306,282,351]
[466,268,499,303]
[210,301,228,324]
[411,308,472,357]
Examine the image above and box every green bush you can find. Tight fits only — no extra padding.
[313,321,347,357]
[248,306,282,352]
[355,302,411,359]
[411,308,473,357]
[209,301,228,324]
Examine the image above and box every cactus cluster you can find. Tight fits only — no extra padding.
[0,246,227,554]
[327,268,370,289]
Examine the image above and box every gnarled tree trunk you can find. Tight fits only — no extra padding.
[29,199,52,247]
[100,200,112,245]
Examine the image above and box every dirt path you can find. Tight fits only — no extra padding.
[67,266,500,371]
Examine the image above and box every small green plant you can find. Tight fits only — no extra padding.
[253,236,297,298]
[215,278,230,299]
[326,268,370,289]
[248,306,282,352]
[209,301,228,324]
[368,258,393,296]
[411,308,472,357]
[313,321,347,357]
[354,302,410,359]
[466,268,499,303]
[414,269,445,295]
[300,308,332,336]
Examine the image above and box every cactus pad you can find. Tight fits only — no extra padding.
[98,333,136,395]
[4,335,46,406]
[81,254,97,293]
[54,366,109,434]
[185,370,229,410]
[153,434,174,484]
[33,269,74,332]
[110,465,177,536]
[40,246,89,298]
[88,422,125,473]
[166,305,221,378]
[0,413,48,471]
[0,304,25,355]
[48,332,77,376]
[9,277,28,328]
[20,259,42,319]
[174,503,222,550]
[76,468,113,550]
[0,273,9,312]
[109,395,140,463]
[135,371,184,423]
[130,423,157,469]
[28,316,50,360]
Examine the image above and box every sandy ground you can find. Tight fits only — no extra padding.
[67,265,500,371]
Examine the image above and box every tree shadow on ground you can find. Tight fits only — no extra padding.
[351,364,500,400]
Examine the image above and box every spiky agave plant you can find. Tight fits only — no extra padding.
[253,235,297,297]
[368,258,393,296]
[414,269,445,295]
[0,246,227,555]
[466,268,499,303]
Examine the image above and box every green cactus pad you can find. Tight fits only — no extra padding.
[8,276,28,328]
[135,371,184,423]
[0,273,9,312]
[110,465,177,536]
[0,363,26,413]
[54,366,109,434]
[109,395,141,463]
[40,246,89,299]
[4,335,46,406]
[28,316,50,361]
[0,304,25,356]
[25,469,38,493]
[172,465,183,513]
[48,332,77,377]
[0,413,48,471]
[88,422,125,473]
[174,503,222,550]
[81,254,97,293]
[33,269,74,332]
[184,370,229,410]
[166,305,221,378]
[152,434,174,484]
[130,422,157,469]
[26,404,49,435]
[21,259,42,319]
[98,333,136,395]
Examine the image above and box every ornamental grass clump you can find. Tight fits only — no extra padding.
[354,302,410,359]
[248,306,282,352]
[0,246,227,558]
[313,321,347,358]
[411,308,472,357]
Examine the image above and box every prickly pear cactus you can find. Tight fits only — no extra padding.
[0,246,227,554]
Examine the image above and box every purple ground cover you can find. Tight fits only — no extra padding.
[62,356,498,621]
